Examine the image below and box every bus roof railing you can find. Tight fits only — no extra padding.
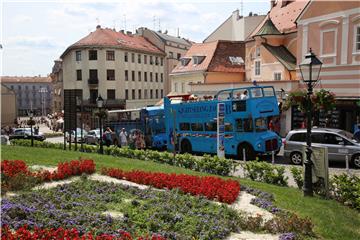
[108,108,141,114]
[214,86,275,99]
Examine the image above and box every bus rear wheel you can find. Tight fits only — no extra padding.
[181,139,192,154]
[237,144,255,161]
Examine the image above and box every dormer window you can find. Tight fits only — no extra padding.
[180,57,191,66]
[192,56,205,65]
[229,56,244,65]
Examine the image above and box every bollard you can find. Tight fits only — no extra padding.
[243,148,246,162]
[272,151,275,164]
[345,154,350,174]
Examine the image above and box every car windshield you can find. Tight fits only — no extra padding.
[339,130,359,143]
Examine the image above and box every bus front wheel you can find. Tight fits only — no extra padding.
[237,144,255,161]
[180,139,192,154]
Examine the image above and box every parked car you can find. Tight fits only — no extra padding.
[84,129,101,145]
[65,128,88,143]
[1,135,9,145]
[9,128,46,141]
[284,128,360,168]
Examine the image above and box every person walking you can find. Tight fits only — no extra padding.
[119,128,128,147]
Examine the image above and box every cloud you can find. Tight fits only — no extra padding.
[5,36,58,49]
[13,15,33,24]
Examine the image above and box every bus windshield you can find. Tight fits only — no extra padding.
[255,118,267,132]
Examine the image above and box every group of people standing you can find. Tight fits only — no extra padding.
[104,127,145,149]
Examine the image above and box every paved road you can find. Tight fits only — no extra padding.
[46,136,65,144]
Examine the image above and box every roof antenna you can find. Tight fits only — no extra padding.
[153,15,156,30]
[123,14,127,31]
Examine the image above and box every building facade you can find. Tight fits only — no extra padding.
[1,84,17,126]
[296,0,360,132]
[137,27,193,95]
[60,25,166,129]
[204,10,266,43]
[1,76,53,116]
[170,40,246,95]
[50,59,63,113]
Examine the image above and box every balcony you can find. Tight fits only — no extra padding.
[88,78,99,85]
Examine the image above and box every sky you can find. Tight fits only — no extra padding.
[0,0,270,77]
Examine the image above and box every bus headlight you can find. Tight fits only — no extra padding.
[257,143,261,149]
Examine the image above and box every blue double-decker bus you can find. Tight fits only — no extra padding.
[164,86,282,159]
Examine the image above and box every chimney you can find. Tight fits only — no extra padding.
[96,25,101,29]
[126,31,132,35]
[120,30,124,33]
[271,0,275,8]
[249,11,253,16]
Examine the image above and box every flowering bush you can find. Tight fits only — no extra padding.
[101,168,240,204]
[1,160,30,177]
[36,159,96,181]
[1,225,165,240]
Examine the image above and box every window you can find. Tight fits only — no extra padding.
[125,89,129,100]
[250,88,263,98]
[161,89,163,98]
[225,123,233,132]
[75,51,81,61]
[177,53,181,60]
[150,56,153,65]
[150,72,153,82]
[132,89,135,99]
[155,73,158,82]
[106,51,115,61]
[25,85,28,90]
[255,47,260,57]
[131,53,135,63]
[263,87,275,97]
[243,118,253,132]
[274,72,281,80]
[32,86,35,90]
[107,89,115,100]
[232,101,246,112]
[144,55,147,64]
[155,57,159,65]
[125,70,128,81]
[312,133,324,143]
[124,52,128,62]
[181,83,184,93]
[255,61,261,75]
[144,89,148,99]
[180,123,190,131]
[89,50,97,60]
[89,69,98,80]
[76,70,82,81]
[138,89,142,99]
[160,73,163,82]
[160,58,163,66]
[169,52,173,58]
[174,83,178,92]
[191,123,203,131]
[205,121,217,131]
[356,25,360,52]
[289,133,306,142]
[107,70,115,80]
[155,89,158,98]
[144,72,147,82]
[138,54,141,63]
[181,58,191,66]
[150,89,153,99]
[138,71,141,81]
[193,56,205,64]
[18,85,21,90]
[255,118,267,132]
[132,71,135,81]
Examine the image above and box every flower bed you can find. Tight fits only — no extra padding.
[101,167,240,204]
[1,179,241,239]
[1,225,165,240]
[1,159,96,193]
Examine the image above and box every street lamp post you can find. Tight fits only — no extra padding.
[97,95,104,154]
[28,110,34,147]
[299,48,323,197]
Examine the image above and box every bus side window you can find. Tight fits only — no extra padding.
[232,101,246,112]
[191,123,204,131]
[225,122,233,132]
[236,119,243,132]
[243,118,253,132]
[205,121,217,132]
[180,123,190,131]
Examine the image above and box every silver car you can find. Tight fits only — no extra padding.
[84,129,101,145]
[284,128,360,168]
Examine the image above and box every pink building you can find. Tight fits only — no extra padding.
[297,0,360,132]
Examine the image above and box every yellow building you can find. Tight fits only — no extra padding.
[1,84,17,127]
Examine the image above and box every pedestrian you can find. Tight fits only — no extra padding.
[268,117,275,131]
[104,127,113,146]
[119,128,128,147]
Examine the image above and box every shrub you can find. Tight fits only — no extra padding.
[243,161,288,186]
[290,167,303,189]
[101,167,240,204]
[330,173,360,210]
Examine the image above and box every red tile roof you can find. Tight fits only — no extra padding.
[1,76,52,83]
[171,41,245,74]
[249,0,309,39]
[61,26,164,58]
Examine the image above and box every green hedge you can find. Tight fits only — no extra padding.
[10,140,236,176]
[243,160,288,186]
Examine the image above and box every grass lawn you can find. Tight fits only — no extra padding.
[2,145,360,240]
